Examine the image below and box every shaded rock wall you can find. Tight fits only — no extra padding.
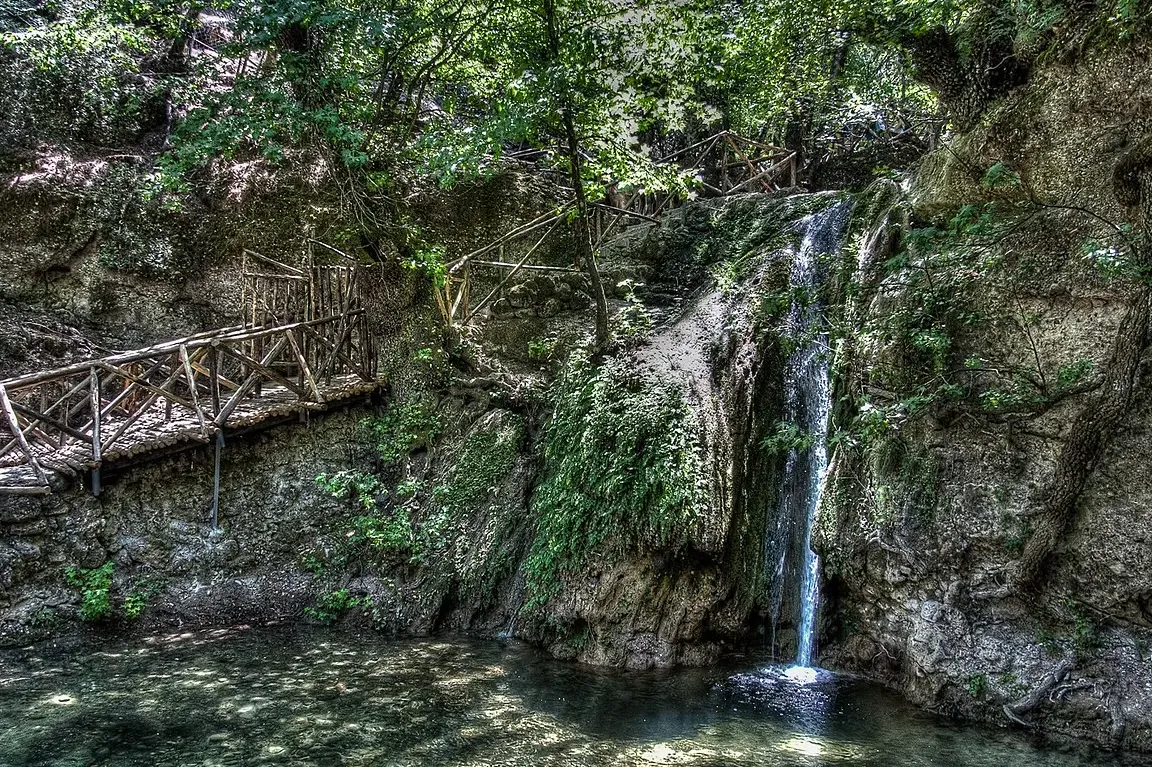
[0,406,372,645]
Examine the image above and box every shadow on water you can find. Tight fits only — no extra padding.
[0,628,1136,767]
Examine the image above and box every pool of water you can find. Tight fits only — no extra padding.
[0,626,1128,766]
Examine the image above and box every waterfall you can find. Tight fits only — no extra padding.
[770,200,853,669]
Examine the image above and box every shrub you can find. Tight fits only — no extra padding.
[305,588,367,625]
[64,562,115,622]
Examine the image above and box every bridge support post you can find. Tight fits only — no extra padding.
[90,367,101,498]
[211,430,223,529]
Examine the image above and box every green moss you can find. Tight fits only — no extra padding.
[436,415,524,515]
[967,673,988,699]
[1072,613,1103,661]
[523,353,709,610]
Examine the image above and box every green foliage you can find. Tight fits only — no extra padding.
[761,421,816,456]
[609,281,653,347]
[1055,359,1094,392]
[315,469,380,511]
[301,552,329,576]
[977,377,1046,412]
[693,0,942,156]
[1082,235,1136,281]
[981,161,1021,190]
[63,561,163,621]
[0,0,162,147]
[158,0,503,187]
[967,673,987,699]
[122,578,159,620]
[352,509,416,558]
[524,353,708,609]
[64,561,115,622]
[709,259,744,295]
[29,607,60,629]
[305,588,368,625]
[360,399,442,465]
[527,336,560,361]
[402,246,448,288]
[839,200,1071,449]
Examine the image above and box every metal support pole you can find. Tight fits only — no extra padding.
[90,367,101,497]
[211,430,224,529]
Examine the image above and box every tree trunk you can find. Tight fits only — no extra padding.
[543,0,610,352]
[1012,168,1152,591]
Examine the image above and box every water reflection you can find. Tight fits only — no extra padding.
[0,627,1132,766]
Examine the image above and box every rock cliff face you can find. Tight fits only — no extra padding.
[0,190,825,674]
[818,35,1152,752]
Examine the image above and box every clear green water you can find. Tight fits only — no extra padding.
[0,626,1127,766]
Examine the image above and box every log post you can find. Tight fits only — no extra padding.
[0,384,48,487]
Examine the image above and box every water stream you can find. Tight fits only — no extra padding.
[0,626,1129,767]
[769,200,853,667]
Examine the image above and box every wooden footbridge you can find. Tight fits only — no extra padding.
[437,131,799,326]
[0,252,379,498]
[0,131,796,495]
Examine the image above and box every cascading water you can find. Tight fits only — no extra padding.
[768,199,853,669]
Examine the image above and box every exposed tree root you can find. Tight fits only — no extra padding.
[1003,658,1075,727]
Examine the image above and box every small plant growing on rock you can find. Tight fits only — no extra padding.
[305,589,367,625]
[761,421,816,456]
[352,510,418,560]
[361,399,442,465]
[64,562,115,622]
[316,470,381,511]
[122,579,161,620]
[301,553,327,576]
[609,281,652,347]
[30,607,59,629]
[527,336,559,361]
[967,673,988,699]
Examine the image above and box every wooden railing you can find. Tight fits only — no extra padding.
[0,311,378,495]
